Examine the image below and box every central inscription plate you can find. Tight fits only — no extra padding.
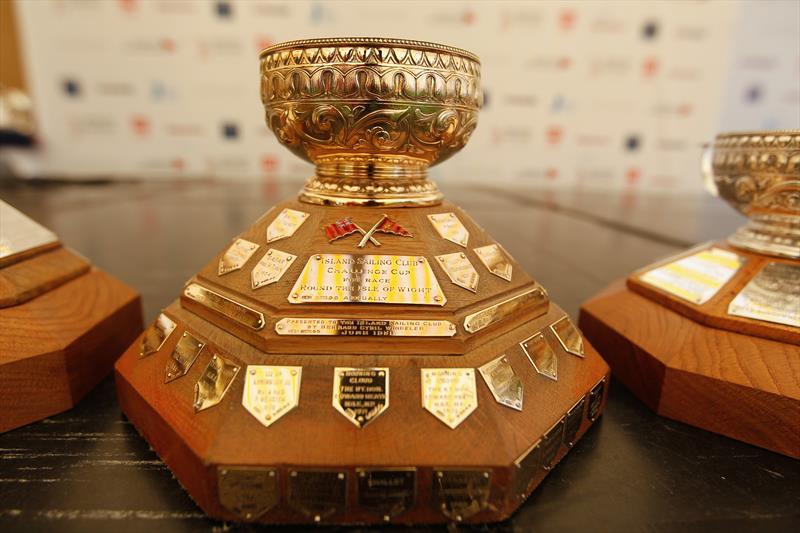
[332,367,389,428]
[288,254,446,306]
[421,368,478,429]
[275,318,456,337]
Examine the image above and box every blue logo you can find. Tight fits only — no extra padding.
[745,84,762,103]
[642,21,659,40]
[625,134,641,152]
[215,1,232,18]
[222,122,239,139]
[63,79,81,97]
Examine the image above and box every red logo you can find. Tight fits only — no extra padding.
[545,167,559,180]
[119,0,137,12]
[626,167,641,184]
[642,57,659,78]
[261,155,279,173]
[462,10,476,25]
[546,126,563,145]
[131,115,150,137]
[171,158,185,172]
[160,38,176,53]
[557,56,572,70]
[559,9,576,30]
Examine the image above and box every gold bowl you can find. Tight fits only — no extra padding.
[707,130,800,258]
[260,37,482,206]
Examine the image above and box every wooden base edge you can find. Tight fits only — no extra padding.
[579,280,800,459]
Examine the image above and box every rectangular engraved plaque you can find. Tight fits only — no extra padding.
[218,466,278,521]
[288,254,446,306]
[288,469,347,521]
[436,252,480,293]
[184,282,265,331]
[251,248,297,290]
[242,365,301,428]
[0,201,59,266]
[433,469,491,521]
[463,287,548,333]
[639,247,744,305]
[588,379,606,421]
[194,354,240,412]
[540,418,565,470]
[275,318,456,337]
[267,208,309,243]
[562,397,585,447]
[421,368,478,429]
[165,331,205,383]
[513,439,542,497]
[357,468,416,520]
[332,367,389,428]
[728,262,800,327]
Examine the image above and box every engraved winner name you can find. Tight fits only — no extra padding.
[288,254,447,306]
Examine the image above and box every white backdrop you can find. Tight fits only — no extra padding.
[13,0,800,194]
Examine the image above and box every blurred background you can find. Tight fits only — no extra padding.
[1,0,798,195]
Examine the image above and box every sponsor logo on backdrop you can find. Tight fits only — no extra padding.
[215,1,233,19]
[96,82,135,97]
[261,155,279,174]
[576,134,611,147]
[525,56,572,71]
[745,85,763,103]
[222,122,239,140]
[668,67,702,81]
[499,8,542,30]
[591,17,626,34]
[674,26,707,41]
[625,167,641,184]
[130,115,151,137]
[546,126,563,146]
[624,135,642,152]
[642,57,659,78]
[67,115,116,137]
[207,156,250,175]
[198,38,242,58]
[165,123,206,137]
[150,81,178,101]
[429,9,476,26]
[250,3,290,17]
[124,38,177,54]
[62,79,81,98]
[558,9,577,31]
[491,127,532,145]
[155,0,195,14]
[642,21,659,40]
[655,138,688,151]
[504,94,538,108]
[589,57,631,77]
[652,102,693,117]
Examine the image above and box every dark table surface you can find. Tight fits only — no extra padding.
[0,178,797,533]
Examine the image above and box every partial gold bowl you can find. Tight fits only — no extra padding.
[707,130,800,258]
[259,38,482,206]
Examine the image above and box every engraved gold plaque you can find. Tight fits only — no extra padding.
[728,262,800,327]
[332,367,389,428]
[436,252,479,293]
[588,379,606,421]
[218,466,278,521]
[473,244,512,281]
[513,439,542,497]
[0,201,58,266]
[639,247,744,305]
[165,331,205,383]
[275,318,457,337]
[267,208,309,243]
[288,469,347,521]
[478,355,523,411]
[563,397,586,448]
[242,365,302,428]
[433,469,491,521]
[184,282,265,331]
[428,213,469,247]
[218,238,259,276]
[550,316,585,358]
[251,248,297,290]
[193,354,241,412]
[421,368,478,429]
[288,254,446,306]
[521,333,557,381]
[463,287,549,333]
[139,313,177,358]
[357,468,416,521]
[540,418,565,470]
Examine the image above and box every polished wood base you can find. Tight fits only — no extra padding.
[115,198,609,525]
[579,279,800,459]
[0,248,143,433]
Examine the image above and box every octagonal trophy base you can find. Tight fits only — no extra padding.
[0,204,143,433]
[579,242,799,459]
[115,198,609,524]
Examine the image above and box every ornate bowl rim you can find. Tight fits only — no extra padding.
[715,129,799,138]
[259,37,481,64]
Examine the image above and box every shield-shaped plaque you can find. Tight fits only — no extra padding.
[287,469,347,521]
[332,367,389,428]
[357,468,416,521]
[478,355,523,411]
[550,316,585,357]
[433,469,491,521]
[218,238,259,276]
[428,212,469,247]
[165,331,204,383]
[242,365,301,428]
[421,368,478,429]
[139,313,177,358]
[520,332,558,381]
[217,466,278,521]
[473,244,513,281]
[435,252,479,293]
[193,354,240,412]
[266,208,309,243]
[251,248,297,289]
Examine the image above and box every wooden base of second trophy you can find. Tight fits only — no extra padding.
[579,243,799,458]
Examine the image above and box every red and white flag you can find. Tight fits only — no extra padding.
[374,216,412,238]
[324,218,360,242]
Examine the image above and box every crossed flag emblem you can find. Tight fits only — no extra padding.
[324,214,412,248]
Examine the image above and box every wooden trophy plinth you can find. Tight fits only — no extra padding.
[115,38,609,525]
[580,130,800,459]
[0,202,143,433]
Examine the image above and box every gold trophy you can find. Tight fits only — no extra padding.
[581,130,799,458]
[115,38,609,524]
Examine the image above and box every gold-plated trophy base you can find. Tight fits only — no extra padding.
[115,198,609,524]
